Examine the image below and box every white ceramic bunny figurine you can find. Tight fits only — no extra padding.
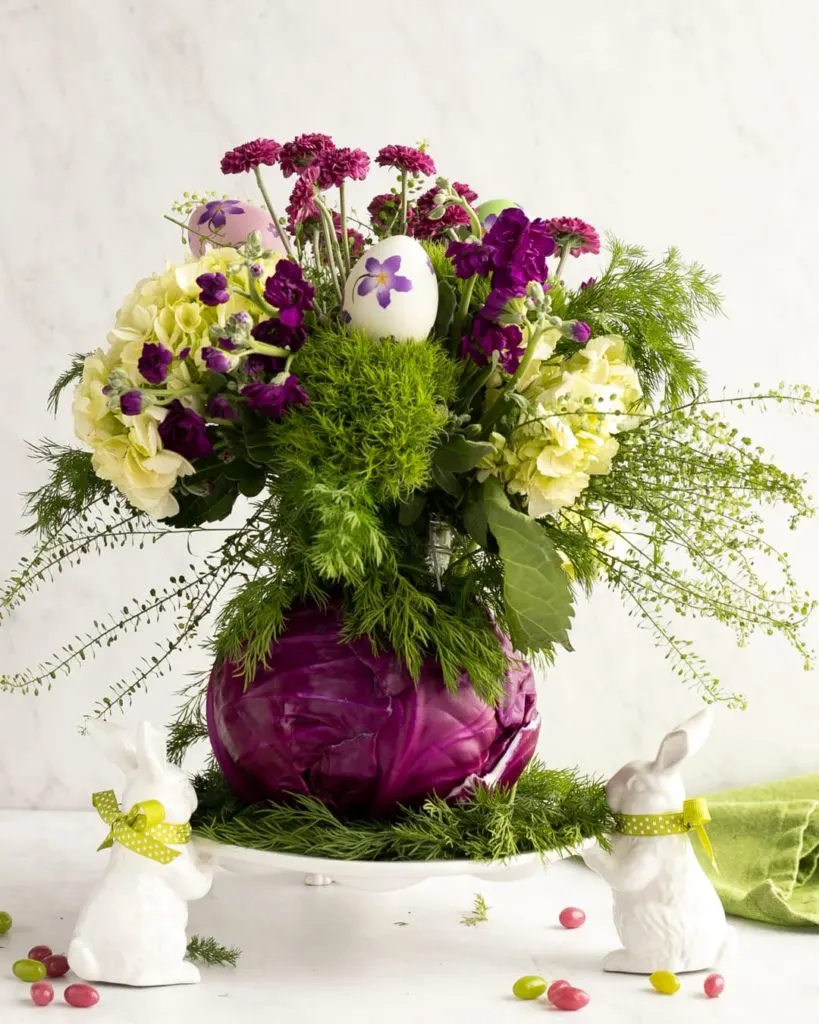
[582,707,734,974]
[68,720,213,986]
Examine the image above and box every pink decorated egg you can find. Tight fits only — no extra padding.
[188,199,287,257]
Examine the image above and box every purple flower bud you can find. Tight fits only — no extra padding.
[572,321,591,343]
[120,390,143,416]
[230,311,251,328]
[196,272,230,307]
[249,263,264,278]
[207,394,239,421]
[579,277,596,291]
[137,342,173,384]
[218,336,237,351]
[158,400,213,460]
[178,346,191,361]
[202,346,231,373]
[241,374,309,419]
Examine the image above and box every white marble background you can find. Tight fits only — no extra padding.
[1,0,818,807]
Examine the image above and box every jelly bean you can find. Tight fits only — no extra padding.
[28,945,53,962]
[559,907,586,929]
[704,973,725,998]
[64,984,100,1008]
[43,953,70,978]
[31,982,54,1007]
[551,985,590,1011]
[0,911,12,934]
[649,970,680,995]
[13,959,48,983]
[512,975,547,1000]
[548,979,571,1003]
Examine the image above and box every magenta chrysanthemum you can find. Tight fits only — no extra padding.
[317,147,371,188]
[220,138,281,174]
[375,144,436,177]
[286,177,320,232]
[412,182,477,241]
[545,217,601,257]
[279,133,335,178]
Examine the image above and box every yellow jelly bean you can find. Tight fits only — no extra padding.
[650,970,680,995]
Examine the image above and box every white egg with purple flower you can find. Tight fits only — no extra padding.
[188,199,287,257]
[343,235,438,342]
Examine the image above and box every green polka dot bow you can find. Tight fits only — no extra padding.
[92,790,191,865]
[617,797,717,870]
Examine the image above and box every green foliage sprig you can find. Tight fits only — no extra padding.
[185,935,240,967]
[191,760,617,861]
[461,893,490,926]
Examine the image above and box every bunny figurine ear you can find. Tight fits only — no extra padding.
[85,721,139,775]
[136,721,169,780]
[652,707,713,773]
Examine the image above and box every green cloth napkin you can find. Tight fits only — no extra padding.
[694,774,819,927]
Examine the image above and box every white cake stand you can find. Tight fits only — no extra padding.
[193,837,589,891]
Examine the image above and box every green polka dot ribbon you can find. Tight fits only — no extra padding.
[617,797,718,870]
[92,790,191,865]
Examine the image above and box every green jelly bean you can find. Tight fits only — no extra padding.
[512,975,547,1000]
[13,959,47,983]
[0,911,12,935]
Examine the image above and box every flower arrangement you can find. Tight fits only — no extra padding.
[1,133,816,856]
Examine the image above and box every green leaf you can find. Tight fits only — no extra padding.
[434,436,495,474]
[462,496,488,548]
[482,478,574,652]
[398,491,426,526]
[431,462,463,498]
[434,280,457,337]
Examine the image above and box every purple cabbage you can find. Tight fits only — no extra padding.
[207,602,539,816]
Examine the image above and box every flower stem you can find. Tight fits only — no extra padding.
[478,325,543,438]
[451,276,477,355]
[509,325,542,389]
[317,206,343,303]
[399,171,408,234]
[554,246,569,283]
[338,182,351,273]
[252,167,297,263]
[163,214,229,248]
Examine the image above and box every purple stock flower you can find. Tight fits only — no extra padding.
[462,317,525,374]
[244,353,284,381]
[220,138,282,174]
[481,286,525,323]
[251,318,307,353]
[137,342,173,384]
[242,374,309,419]
[544,217,601,257]
[201,346,232,373]
[572,321,592,343]
[196,272,230,306]
[197,199,244,231]
[263,260,315,327]
[207,394,239,421]
[355,254,413,309]
[446,240,494,279]
[483,208,556,289]
[158,400,213,461]
[119,390,143,416]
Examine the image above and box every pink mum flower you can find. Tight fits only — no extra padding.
[545,217,601,257]
[279,133,335,178]
[220,138,281,174]
[375,144,436,177]
[286,177,320,232]
[317,147,371,188]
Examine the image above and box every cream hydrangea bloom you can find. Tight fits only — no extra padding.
[72,246,281,519]
[480,334,645,518]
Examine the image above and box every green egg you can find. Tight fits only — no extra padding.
[512,974,547,1000]
[0,911,11,935]
[13,958,47,983]
[475,198,522,227]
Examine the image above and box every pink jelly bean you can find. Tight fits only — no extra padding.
[64,983,100,1008]
[31,982,54,1007]
[704,973,725,998]
[43,953,70,978]
[551,986,590,1011]
[28,945,53,962]
[559,907,586,929]
[548,979,572,1003]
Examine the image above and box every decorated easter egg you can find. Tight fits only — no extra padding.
[343,235,438,342]
[188,199,287,257]
[476,198,522,230]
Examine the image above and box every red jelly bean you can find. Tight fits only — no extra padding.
[43,953,70,978]
[551,985,590,1011]
[28,945,53,962]
[31,982,54,1007]
[704,973,725,998]
[559,907,586,929]
[548,979,572,1003]
[64,984,100,1008]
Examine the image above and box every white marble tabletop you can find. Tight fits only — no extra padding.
[0,811,815,1022]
